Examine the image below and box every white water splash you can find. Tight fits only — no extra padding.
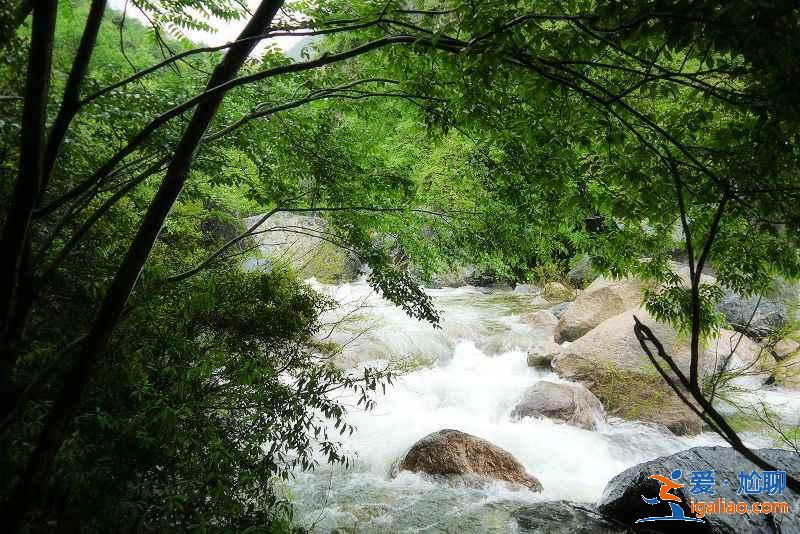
[286,279,795,532]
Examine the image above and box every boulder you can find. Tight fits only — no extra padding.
[513,501,628,533]
[772,336,800,361]
[428,266,478,288]
[598,446,800,533]
[243,212,361,283]
[510,381,604,430]
[716,280,799,339]
[527,350,556,368]
[521,309,559,331]
[514,283,540,295]
[544,281,574,302]
[773,353,800,389]
[707,329,772,377]
[555,276,644,342]
[201,211,249,247]
[552,310,754,435]
[429,266,499,288]
[567,255,597,287]
[672,263,717,287]
[396,429,542,492]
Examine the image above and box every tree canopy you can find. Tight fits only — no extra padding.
[1,0,799,530]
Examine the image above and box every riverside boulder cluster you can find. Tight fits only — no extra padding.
[391,269,800,531]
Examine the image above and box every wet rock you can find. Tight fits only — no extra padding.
[396,429,542,492]
[555,276,644,342]
[510,381,604,430]
[544,281,575,302]
[527,351,556,368]
[551,309,758,435]
[598,446,800,533]
[549,301,571,318]
[521,309,559,331]
[513,501,629,533]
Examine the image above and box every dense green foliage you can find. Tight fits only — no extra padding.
[2,0,800,531]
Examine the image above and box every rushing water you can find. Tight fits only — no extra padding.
[285,279,798,533]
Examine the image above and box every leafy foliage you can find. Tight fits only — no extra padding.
[3,0,800,529]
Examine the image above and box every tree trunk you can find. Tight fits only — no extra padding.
[1,1,285,530]
[0,0,57,402]
[42,0,108,190]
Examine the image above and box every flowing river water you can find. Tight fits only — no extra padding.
[284,279,799,533]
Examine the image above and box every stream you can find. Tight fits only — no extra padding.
[285,279,799,532]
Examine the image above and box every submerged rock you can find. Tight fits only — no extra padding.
[598,446,800,533]
[555,276,644,342]
[510,381,604,430]
[396,429,542,492]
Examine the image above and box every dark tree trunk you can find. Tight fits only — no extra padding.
[0,0,57,401]
[1,1,285,531]
[42,0,108,189]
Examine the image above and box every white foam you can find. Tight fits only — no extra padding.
[287,281,789,531]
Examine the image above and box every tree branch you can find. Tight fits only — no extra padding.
[0,0,58,386]
[633,316,800,492]
[41,0,107,191]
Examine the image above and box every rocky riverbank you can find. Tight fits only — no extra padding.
[381,272,800,532]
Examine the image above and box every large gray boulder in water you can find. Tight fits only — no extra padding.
[598,446,800,533]
[510,381,604,430]
[396,429,542,492]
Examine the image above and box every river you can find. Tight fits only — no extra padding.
[285,279,798,532]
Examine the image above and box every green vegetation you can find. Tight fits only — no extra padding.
[576,362,667,422]
[2,0,800,530]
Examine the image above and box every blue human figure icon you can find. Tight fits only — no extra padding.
[636,469,705,523]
